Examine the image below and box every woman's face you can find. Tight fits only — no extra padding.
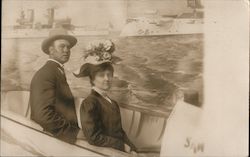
[93,70,113,91]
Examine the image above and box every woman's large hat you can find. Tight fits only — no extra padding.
[42,28,77,54]
[74,39,115,77]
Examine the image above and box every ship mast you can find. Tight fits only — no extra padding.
[126,0,129,19]
[187,0,203,18]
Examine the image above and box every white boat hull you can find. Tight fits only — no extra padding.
[120,19,203,37]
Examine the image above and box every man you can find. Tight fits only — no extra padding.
[29,28,80,144]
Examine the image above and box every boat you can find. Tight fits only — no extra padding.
[1,90,170,156]
[69,26,110,37]
[120,12,203,37]
[1,89,206,156]
[2,28,110,39]
[2,8,110,39]
[120,0,204,37]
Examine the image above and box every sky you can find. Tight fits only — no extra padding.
[2,0,193,30]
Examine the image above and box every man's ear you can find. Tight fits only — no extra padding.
[48,46,54,55]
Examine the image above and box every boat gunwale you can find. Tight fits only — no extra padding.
[0,111,130,157]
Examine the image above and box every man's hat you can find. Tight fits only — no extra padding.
[41,28,77,54]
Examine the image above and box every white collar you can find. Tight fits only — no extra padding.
[92,86,112,103]
[48,59,64,68]
[92,86,107,96]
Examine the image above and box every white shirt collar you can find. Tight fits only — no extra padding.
[92,86,107,96]
[48,59,64,68]
[92,86,112,103]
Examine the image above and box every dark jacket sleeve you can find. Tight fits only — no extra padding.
[30,71,79,144]
[80,98,125,151]
[122,130,137,152]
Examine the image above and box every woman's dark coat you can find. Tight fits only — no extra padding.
[80,90,136,151]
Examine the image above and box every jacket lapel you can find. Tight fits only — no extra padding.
[91,90,118,111]
[46,61,67,81]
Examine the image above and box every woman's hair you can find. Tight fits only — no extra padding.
[89,62,114,86]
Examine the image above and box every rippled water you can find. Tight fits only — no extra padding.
[1,34,203,113]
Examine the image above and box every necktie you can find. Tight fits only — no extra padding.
[58,67,66,80]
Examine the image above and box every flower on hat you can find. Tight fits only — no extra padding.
[73,40,119,77]
[83,39,115,65]
[102,52,112,60]
[103,40,113,52]
[84,55,101,65]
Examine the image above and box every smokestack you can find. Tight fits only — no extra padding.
[47,8,55,27]
[27,9,34,23]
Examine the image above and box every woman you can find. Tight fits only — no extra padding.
[74,40,136,153]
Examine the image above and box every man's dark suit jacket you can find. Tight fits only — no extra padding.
[29,60,79,143]
[80,90,136,151]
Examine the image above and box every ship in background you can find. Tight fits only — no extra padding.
[120,0,204,37]
[2,8,110,39]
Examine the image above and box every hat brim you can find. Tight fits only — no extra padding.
[73,62,113,78]
[42,35,77,54]
[73,63,92,78]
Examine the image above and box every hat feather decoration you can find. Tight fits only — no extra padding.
[74,39,118,77]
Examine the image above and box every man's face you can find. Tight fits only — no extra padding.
[49,39,71,64]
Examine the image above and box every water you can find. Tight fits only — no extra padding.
[1,34,203,114]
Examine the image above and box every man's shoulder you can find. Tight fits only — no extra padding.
[32,62,57,81]
[41,61,58,72]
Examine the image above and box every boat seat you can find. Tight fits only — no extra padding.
[0,91,82,126]
[1,91,84,126]
[1,91,30,117]
[1,90,163,152]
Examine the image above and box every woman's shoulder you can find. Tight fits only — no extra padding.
[81,94,100,109]
[82,94,97,104]
[110,99,119,105]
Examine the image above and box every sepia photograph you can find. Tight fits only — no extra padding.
[1,0,248,156]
